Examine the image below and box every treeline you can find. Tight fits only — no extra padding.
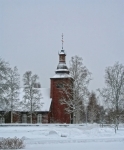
[1,56,124,129]
[0,58,42,123]
[59,56,124,131]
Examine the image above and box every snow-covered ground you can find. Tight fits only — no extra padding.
[0,124,124,150]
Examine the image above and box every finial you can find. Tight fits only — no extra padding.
[61,33,64,49]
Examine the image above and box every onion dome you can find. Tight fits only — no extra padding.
[55,49,69,74]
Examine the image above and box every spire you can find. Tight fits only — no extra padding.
[61,33,64,49]
[55,34,69,74]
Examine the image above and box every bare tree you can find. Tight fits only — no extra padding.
[6,66,20,123]
[22,71,42,123]
[60,56,91,123]
[98,62,124,132]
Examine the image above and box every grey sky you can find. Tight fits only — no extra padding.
[0,0,124,92]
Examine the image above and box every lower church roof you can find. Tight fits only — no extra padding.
[0,88,52,112]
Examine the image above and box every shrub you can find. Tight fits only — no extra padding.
[0,137,25,149]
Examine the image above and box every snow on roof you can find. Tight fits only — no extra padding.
[59,50,66,55]
[18,88,52,112]
[40,88,52,111]
[0,88,52,112]
[55,69,68,71]
[51,73,73,79]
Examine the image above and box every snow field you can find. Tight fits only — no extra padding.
[0,124,124,149]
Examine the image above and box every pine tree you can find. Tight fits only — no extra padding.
[87,92,98,123]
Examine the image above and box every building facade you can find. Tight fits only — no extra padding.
[0,47,72,124]
[50,49,72,123]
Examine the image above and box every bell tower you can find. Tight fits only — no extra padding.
[50,34,72,123]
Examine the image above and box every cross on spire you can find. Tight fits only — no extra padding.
[61,33,64,49]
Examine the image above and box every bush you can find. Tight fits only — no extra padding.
[0,137,25,149]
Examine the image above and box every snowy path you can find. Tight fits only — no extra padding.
[25,137,124,144]
[26,142,124,150]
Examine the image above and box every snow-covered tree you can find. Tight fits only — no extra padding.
[5,66,20,123]
[87,92,99,123]
[0,58,9,111]
[59,56,91,123]
[22,71,42,123]
[98,62,124,132]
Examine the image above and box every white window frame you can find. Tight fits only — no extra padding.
[37,114,42,123]
[0,117,5,123]
[22,114,27,123]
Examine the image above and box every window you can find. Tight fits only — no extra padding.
[37,114,42,123]
[56,83,63,88]
[0,117,5,123]
[22,114,27,123]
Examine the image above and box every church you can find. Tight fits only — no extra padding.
[0,44,72,124]
[49,48,72,123]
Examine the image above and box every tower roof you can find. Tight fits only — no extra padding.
[56,49,69,74]
[51,34,72,78]
[59,49,66,55]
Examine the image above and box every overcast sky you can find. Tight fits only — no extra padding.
[0,0,124,92]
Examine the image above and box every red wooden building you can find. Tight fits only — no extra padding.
[50,49,72,123]
[0,48,72,124]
